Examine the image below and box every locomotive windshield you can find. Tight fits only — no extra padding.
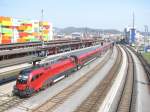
[17,78,27,84]
[17,69,31,84]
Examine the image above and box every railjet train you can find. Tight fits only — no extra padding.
[13,43,113,97]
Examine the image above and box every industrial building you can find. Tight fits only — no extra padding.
[124,27,136,45]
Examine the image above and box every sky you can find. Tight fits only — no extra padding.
[0,0,150,31]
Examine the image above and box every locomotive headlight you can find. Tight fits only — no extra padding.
[23,76,28,79]
[18,75,22,78]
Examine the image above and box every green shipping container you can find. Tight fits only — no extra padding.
[30,38,39,41]
[1,28,13,34]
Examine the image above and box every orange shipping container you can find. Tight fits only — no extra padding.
[3,17,11,21]
[43,30,49,34]
[2,39,11,44]
[0,16,11,21]
[17,25,27,31]
[32,32,39,37]
[0,16,2,23]
[17,38,26,43]
[2,36,11,40]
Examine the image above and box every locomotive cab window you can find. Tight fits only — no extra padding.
[31,74,41,82]
[17,69,31,84]
[31,76,36,82]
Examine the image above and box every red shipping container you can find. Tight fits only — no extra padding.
[19,32,28,37]
[23,24,32,27]
[2,39,11,44]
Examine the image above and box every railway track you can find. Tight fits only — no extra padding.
[0,47,112,112]
[127,46,150,81]
[73,46,122,112]
[0,65,31,85]
[31,47,114,112]
[0,96,24,112]
[116,46,135,112]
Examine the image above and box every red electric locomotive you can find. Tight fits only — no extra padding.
[13,43,112,97]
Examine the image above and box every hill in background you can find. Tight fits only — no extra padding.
[54,27,121,34]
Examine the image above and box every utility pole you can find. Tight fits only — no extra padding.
[41,9,44,47]
[147,26,149,46]
[133,12,134,29]
[0,23,1,44]
[85,27,87,39]
[130,12,136,45]
[144,25,148,47]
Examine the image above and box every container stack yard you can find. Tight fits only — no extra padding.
[0,17,13,44]
[0,16,53,44]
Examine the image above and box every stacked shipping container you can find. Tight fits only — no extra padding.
[0,16,13,44]
[0,16,53,44]
[40,21,50,41]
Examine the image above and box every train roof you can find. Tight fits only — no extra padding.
[21,45,101,73]
[20,65,42,74]
[70,45,100,56]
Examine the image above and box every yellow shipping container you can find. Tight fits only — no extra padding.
[43,30,49,34]
[42,33,49,37]
[25,27,32,31]
[2,21,12,26]
[22,36,33,40]
[40,21,49,26]
[3,33,13,37]
[42,38,48,41]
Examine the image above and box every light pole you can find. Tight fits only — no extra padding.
[41,9,44,47]
[147,26,149,46]
[0,23,1,44]
[144,25,148,46]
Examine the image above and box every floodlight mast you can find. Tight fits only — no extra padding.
[133,12,135,29]
[41,9,44,47]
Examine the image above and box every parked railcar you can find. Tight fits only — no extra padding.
[13,43,112,97]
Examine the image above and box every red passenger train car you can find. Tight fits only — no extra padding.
[13,43,113,97]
